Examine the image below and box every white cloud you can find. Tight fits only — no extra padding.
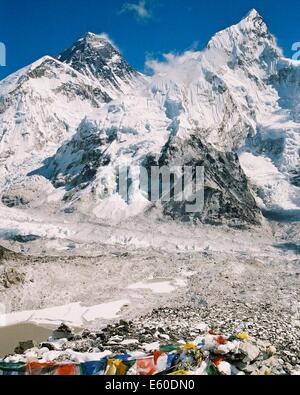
[97,33,120,51]
[121,0,152,21]
[146,50,202,85]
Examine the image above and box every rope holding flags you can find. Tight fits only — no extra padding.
[0,331,279,376]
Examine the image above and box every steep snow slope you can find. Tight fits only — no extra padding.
[270,58,300,182]
[145,9,281,151]
[0,57,108,185]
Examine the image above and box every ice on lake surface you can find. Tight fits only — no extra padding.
[0,300,130,329]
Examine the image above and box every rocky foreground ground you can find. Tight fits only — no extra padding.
[1,303,299,375]
[0,220,299,375]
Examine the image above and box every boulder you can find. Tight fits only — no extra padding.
[239,342,260,363]
[52,324,74,341]
[14,340,36,354]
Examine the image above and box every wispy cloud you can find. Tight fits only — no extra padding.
[146,50,202,85]
[97,33,120,51]
[121,0,152,21]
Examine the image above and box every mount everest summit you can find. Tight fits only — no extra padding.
[0,9,299,226]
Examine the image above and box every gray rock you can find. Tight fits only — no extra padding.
[52,324,74,341]
[239,342,261,363]
[14,340,36,354]
[1,268,25,288]
[144,136,261,226]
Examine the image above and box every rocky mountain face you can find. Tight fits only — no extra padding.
[57,32,139,95]
[0,9,299,225]
[157,136,261,226]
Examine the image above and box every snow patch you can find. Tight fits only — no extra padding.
[127,278,187,294]
[0,300,130,328]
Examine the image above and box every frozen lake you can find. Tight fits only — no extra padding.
[0,323,52,358]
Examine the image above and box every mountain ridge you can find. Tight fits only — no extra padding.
[0,9,299,225]
[57,32,139,94]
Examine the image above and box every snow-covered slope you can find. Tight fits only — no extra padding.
[0,35,141,189]
[0,9,299,225]
[0,57,106,187]
[144,9,300,214]
[144,9,281,151]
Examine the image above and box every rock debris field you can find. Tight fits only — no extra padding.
[0,224,299,375]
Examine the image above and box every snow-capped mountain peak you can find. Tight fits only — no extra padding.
[82,32,113,45]
[57,32,139,93]
[244,8,265,23]
[70,32,119,54]
[234,8,268,33]
[207,8,281,70]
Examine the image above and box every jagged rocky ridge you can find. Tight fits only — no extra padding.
[57,32,139,92]
[156,136,261,225]
[0,9,299,225]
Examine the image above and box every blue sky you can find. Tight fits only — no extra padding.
[0,0,300,79]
